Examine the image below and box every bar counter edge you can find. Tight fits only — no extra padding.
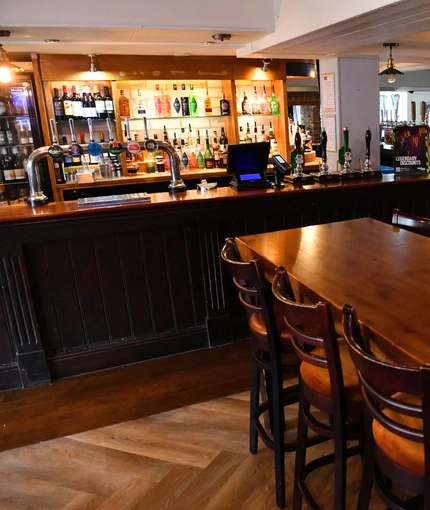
[0,174,429,394]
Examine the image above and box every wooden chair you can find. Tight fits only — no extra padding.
[272,266,364,510]
[392,208,430,237]
[342,303,430,510]
[221,238,300,508]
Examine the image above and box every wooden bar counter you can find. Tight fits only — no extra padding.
[1,173,430,392]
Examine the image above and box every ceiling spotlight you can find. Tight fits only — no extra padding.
[262,58,272,72]
[211,33,232,42]
[44,39,60,44]
[88,54,98,73]
[0,44,24,84]
[379,43,404,84]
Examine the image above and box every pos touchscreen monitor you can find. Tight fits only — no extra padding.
[227,141,271,190]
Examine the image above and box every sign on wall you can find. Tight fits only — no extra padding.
[392,125,429,174]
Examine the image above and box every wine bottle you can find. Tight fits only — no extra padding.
[81,92,90,118]
[61,86,74,120]
[71,85,83,120]
[53,88,64,121]
[204,130,214,169]
[181,84,190,116]
[172,84,181,116]
[204,88,212,115]
[5,120,17,145]
[270,86,280,115]
[18,121,29,145]
[154,84,163,117]
[118,89,130,118]
[212,131,221,168]
[87,91,97,118]
[12,147,26,180]
[219,127,228,168]
[2,149,16,182]
[103,86,115,119]
[94,86,107,119]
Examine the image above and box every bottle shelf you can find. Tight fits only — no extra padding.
[55,118,115,123]
[237,113,280,117]
[125,114,230,122]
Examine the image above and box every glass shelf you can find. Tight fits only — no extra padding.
[125,114,230,121]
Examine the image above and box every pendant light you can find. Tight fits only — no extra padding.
[379,43,404,84]
[0,32,24,84]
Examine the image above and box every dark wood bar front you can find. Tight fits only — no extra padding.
[1,174,430,392]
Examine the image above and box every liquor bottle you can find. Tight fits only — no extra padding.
[239,126,245,143]
[11,147,25,180]
[18,121,29,145]
[146,150,156,173]
[103,86,115,119]
[137,88,146,116]
[181,139,189,169]
[26,120,33,144]
[254,121,258,139]
[81,92,90,118]
[53,88,64,121]
[220,93,230,116]
[0,121,6,146]
[204,88,212,115]
[270,86,280,115]
[71,85,83,120]
[5,120,17,145]
[61,86,74,120]
[118,90,130,118]
[204,130,214,169]
[219,127,228,168]
[252,86,261,115]
[154,84,163,117]
[212,131,221,168]
[94,86,107,119]
[87,91,97,118]
[181,84,190,116]
[172,84,181,116]
[163,125,169,144]
[189,84,198,117]
[245,123,252,143]
[2,149,16,182]
[163,85,172,117]
[259,124,268,142]
[260,85,271,115]
[242,91,251,115]
[196,131,205,169]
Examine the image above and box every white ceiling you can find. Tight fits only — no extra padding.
[2,0,430,83]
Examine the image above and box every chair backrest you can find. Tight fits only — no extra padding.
[342,303,430,503]
[392,208,430,237]
[221,237,294,367]
[272,266,345,414]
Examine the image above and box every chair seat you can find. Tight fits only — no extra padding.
[300,337,362,403]
[373,393,424,476]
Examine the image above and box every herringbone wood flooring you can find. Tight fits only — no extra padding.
[0,390,388,510]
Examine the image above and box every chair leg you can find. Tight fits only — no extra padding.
[356,413,374,510]
[293,386,308,510]
[249,356,260,454]
[333,424,347,510]
[272,365,286,508]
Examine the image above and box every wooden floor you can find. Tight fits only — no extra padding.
[0,390,390,510]
[0,339,389,509]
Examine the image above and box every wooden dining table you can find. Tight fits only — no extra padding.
[236,217,430,365]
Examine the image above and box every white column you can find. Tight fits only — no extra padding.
[319,57,380,172]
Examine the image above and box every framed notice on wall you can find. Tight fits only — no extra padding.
[322,73,335,111]
[323,114,336,152]
[392,125,429,175]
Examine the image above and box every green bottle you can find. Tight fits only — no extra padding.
[196,131,205,169]
[270,86,280,115]
[189,84,198,117]
[204,130,214,168]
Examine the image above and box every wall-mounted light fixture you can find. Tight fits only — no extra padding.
[262,58,272,72]
[88,54,98,73]
[379,43,404,84]
[0,38,24,84]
